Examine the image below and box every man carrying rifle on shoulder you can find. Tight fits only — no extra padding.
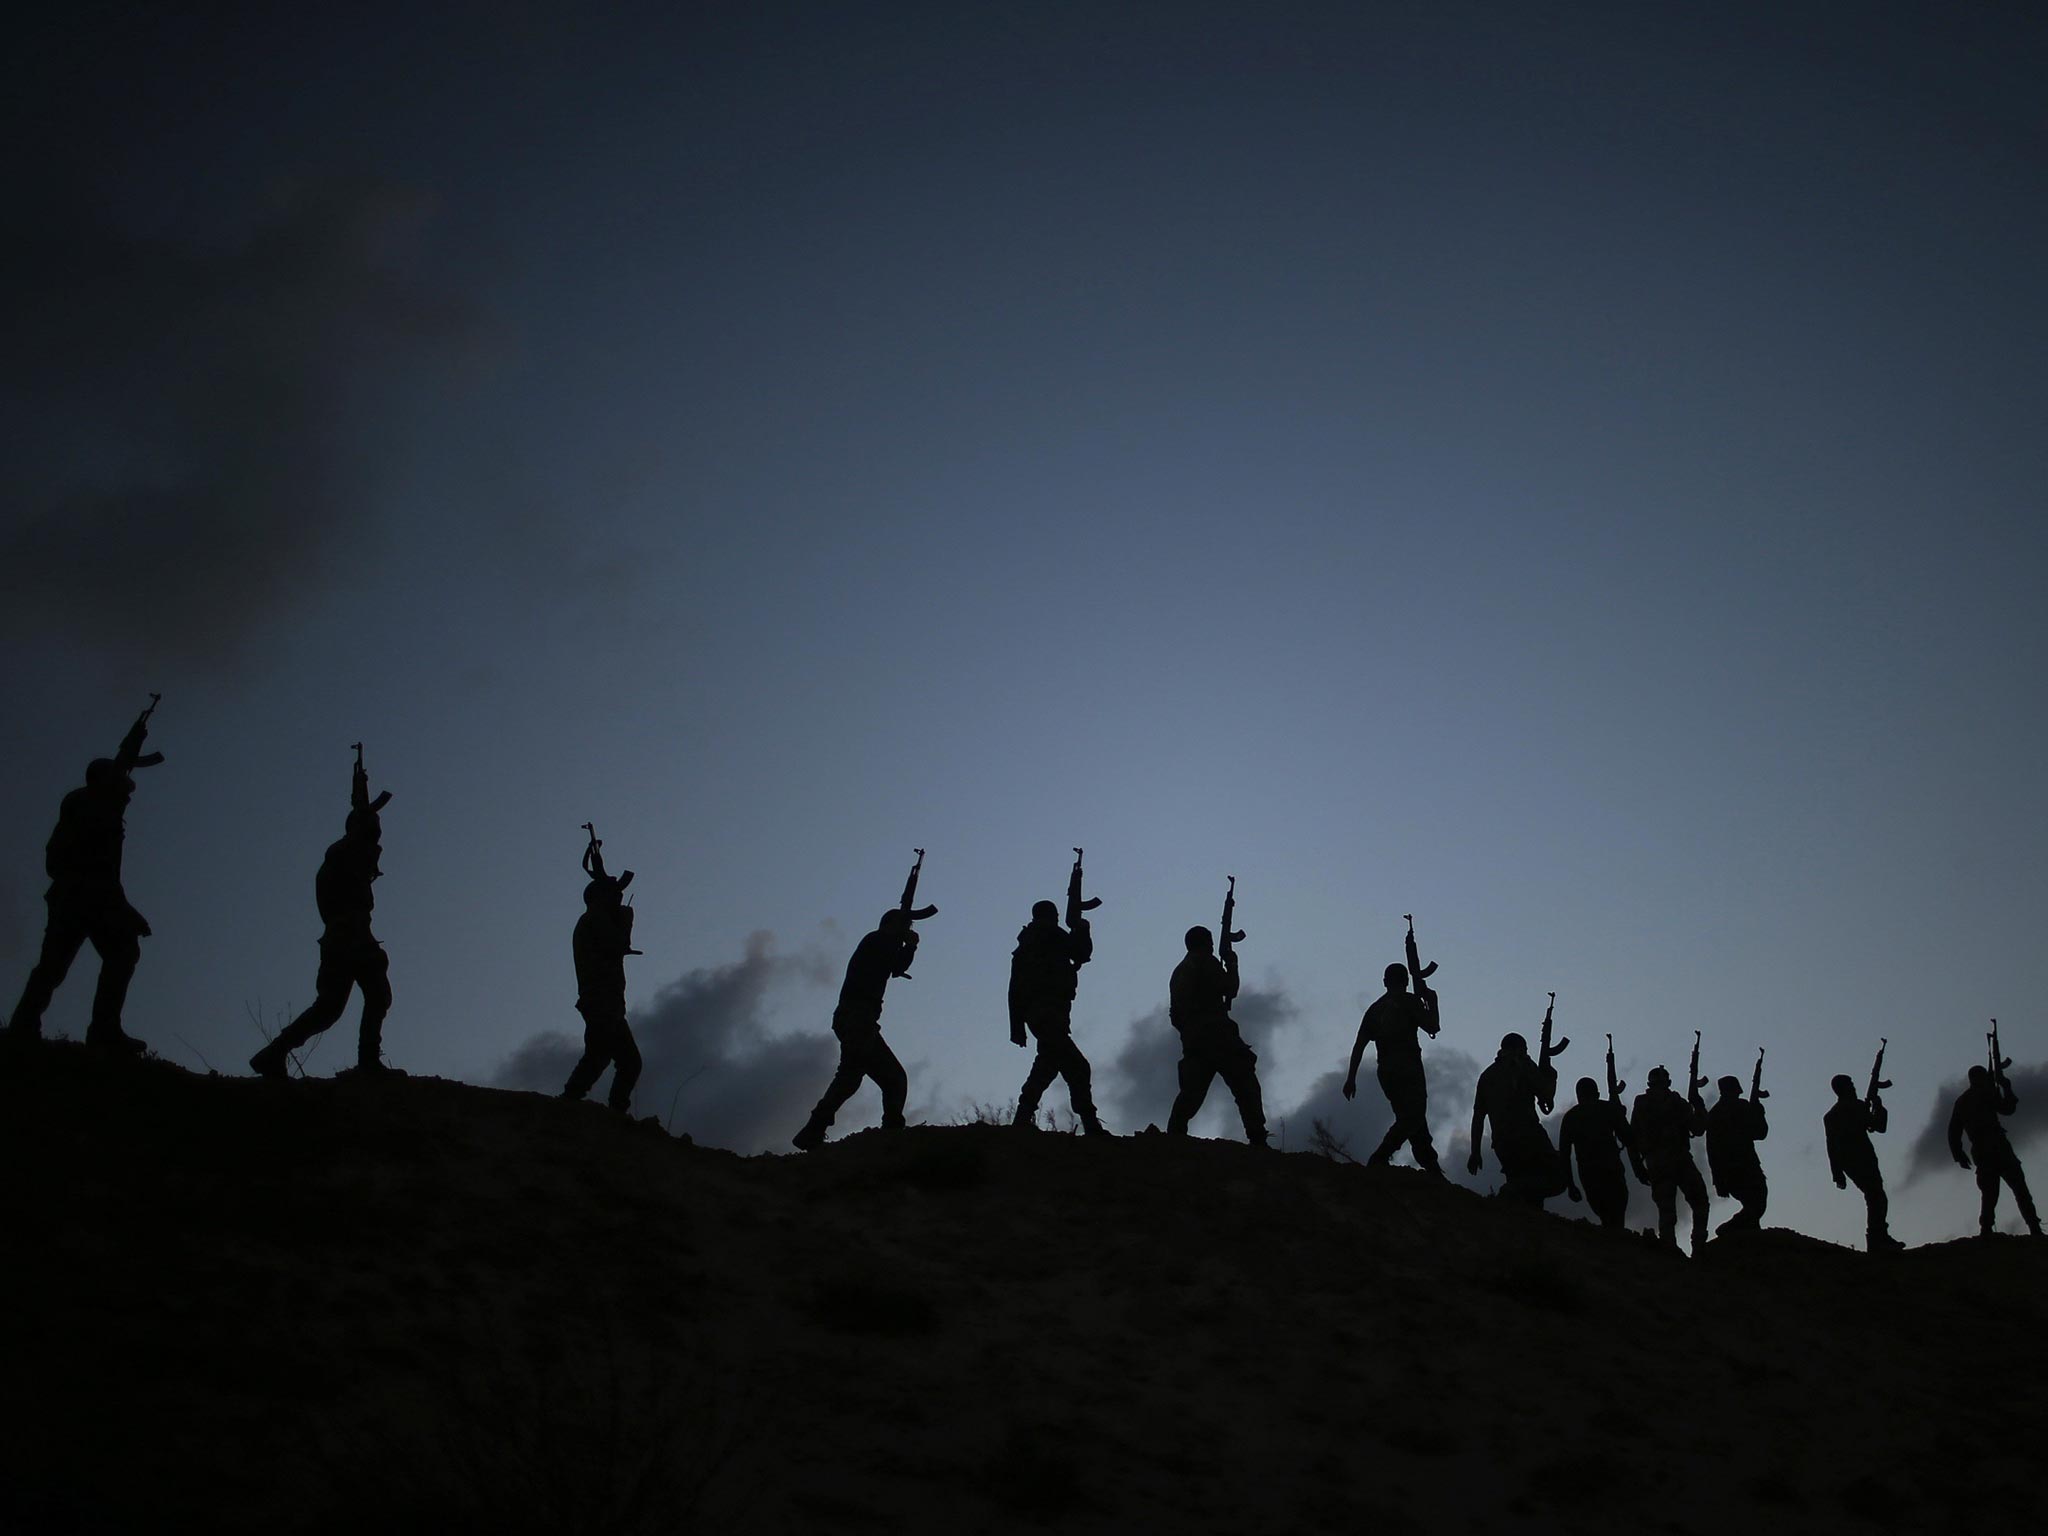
[1008,849,1106,1136]
[1825,1041,1903,1252]
[1948,1022,2043,1239]
[792,851,934,1150]
[250,744,400,1079]
[1165,878,1268,1148]
[7,695,164,1055]
[558,824,642,1115]
[1341,916,1443,1175]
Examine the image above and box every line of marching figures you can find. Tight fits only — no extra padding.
[5,702,2040,1255]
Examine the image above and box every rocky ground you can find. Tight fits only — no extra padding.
[3,1044,2041,1534]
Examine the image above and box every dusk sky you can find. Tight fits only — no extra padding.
[4,2,2044,1249]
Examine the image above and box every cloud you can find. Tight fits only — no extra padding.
[493,930,836,1153]
[1103,981,1298,1138]
[1905,1064,2048,1181]
[1278,1045,1482,1168]
[0,180,476,666]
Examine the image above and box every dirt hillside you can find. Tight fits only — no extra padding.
[3,1046,2040,1534]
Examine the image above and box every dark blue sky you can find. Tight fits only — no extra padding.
[4,2,2044,1243]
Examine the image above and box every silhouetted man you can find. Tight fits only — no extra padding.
[792,909,917,1150]
[559,834,641,1114]
[8,698,163,1054]
[1342,963,1441,1173]
[1824,1074,1901,1251]
[1009,899,1103,1134]
[1166,926,1268,1147]
[1948,1065,2043,1238]
[1705,1074,1769,1237]
[249,749,397,1079]
[1467,1033,1566,1204]
[1559,1076,1643,1229]
[1631,1066,1709,1254]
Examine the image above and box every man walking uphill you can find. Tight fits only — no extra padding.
[559,824,642,1114]
[1343,961,1442,1173]
[8,695,165,1056]
[793,909,924,1151]
[1165,921,1268,1147]
[1009,850,1105,1134]
[250,745,399,1079]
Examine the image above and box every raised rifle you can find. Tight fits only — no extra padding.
[1067,847,1101,931]
[1751,1047,1768,1102]
[1989,1019,2011,1090]
[895,848,936,977]
[115,692,165,772]
[1402,913,1438,1010]
[1535,992,1567,1112]
[1689,1030,1707,1111]
[1605,1032,1625,1101]
[350,742,392,817]
[581,821,639,950]
[1865,1038,1890,1106]
[1220,876,1244,968]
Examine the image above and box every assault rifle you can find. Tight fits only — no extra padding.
[1067,847,1101,931]
[1605,1032,1626,1101]
[1537,992,1568,1113]
[1865,1038,1890,1106]
[1403,913,1438,1008]
[1989,1019,2011,1090]
[1751,1047,1768,1102]
[350,742,392,817]
[581,821,639,950]
[1688,1030,1708,1111]
[1220,877,1244,969]
[115,693,165,772]
[895,848,936,977]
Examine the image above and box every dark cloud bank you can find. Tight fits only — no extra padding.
[0,181,473,665]
[495,931,835,1153]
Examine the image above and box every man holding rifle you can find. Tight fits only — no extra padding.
[1165,878,1268,1147]
[1825,1041,1903,1251]
[1947,1022,2042,1238]
[1008,849,1105,1135]
[791,851,935,1151]
[251,744,399,1079]
[7,695,164,1055]
[558,824,642,1114]
[1558,1035,1644,1230]
[1704,1057,1770,1237]
[1341,916,1444,1174]
[1630,1036,1711,1254]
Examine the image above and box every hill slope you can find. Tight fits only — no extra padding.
[3,1046,2042,1534]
